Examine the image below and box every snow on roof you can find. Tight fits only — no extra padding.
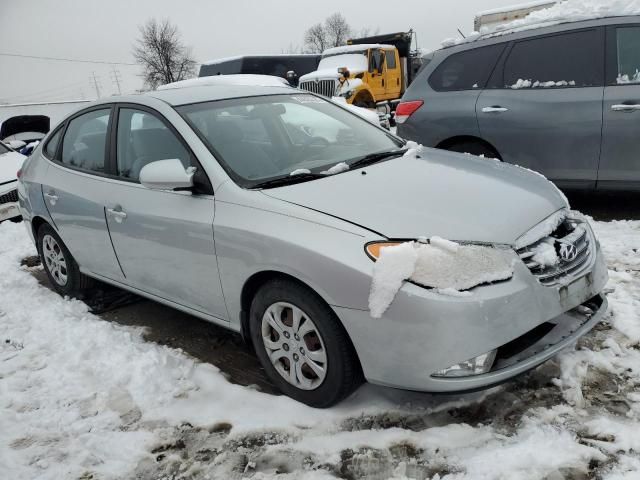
[476,0,556,18]
[322,44,395,56]
[443,0,640,48]
[485,0,640,35]
[201,53,319,66]
[157,74,291,91]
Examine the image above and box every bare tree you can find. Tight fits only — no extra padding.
[304,13,355,53]
[133,18,196,89]
[325,13,352,47]
[304,23,329,53]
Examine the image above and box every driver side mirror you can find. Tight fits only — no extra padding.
[139,158,195,191]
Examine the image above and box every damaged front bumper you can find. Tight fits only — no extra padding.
[333,238,609,393]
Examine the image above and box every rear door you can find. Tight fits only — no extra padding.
[599,24,640,188]
[477,28,605,188]
[104,105,228,321]
[41,106,125,281]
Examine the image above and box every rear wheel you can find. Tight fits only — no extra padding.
[249,279,362,408]
[37,223,92,297]
[444,141,501,160]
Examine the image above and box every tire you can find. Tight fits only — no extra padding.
[249,279,362,408]
[444,141,501,160]
[353,94,375,109]
[36,223,93,297]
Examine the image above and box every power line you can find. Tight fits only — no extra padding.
[0,52,138,66]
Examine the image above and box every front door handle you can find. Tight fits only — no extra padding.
[106,206,127,223]
[482,106,509,113]
[611,104,640,112]
[44,191,58,206]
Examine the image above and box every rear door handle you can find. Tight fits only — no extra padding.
[482,106,509,113]
[44,191,58,206]
[611,104,640,112]
[106,206,127,223]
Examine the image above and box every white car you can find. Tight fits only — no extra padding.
[0,142,25,222]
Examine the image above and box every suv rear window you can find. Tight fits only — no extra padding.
[429,44,505,92]
[503,29,602,88]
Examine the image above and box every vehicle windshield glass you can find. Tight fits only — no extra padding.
[0,143,10,154]
[177,94,403,188]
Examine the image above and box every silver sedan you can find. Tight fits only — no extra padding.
[17,84,608,407]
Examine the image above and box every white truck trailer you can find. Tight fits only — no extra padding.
[474,1,557,31]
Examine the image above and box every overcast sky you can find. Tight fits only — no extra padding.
[0,0,519,104]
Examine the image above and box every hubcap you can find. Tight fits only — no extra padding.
[261,302,328,391]
[42,234,68,286]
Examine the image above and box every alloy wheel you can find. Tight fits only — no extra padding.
[42,234,68,286]
[261,302,328,390]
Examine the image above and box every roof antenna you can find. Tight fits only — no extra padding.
[457,28,466,39]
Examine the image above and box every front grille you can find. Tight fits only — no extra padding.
[299,79,337,98]
[0,189,18,205]
[517,216,593,286]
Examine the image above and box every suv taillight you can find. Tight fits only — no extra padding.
[395,100,424,124]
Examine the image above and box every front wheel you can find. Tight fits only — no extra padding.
[249,279,362,408]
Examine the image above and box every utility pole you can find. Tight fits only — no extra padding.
[110,68,122,95]
[90,72,101,98]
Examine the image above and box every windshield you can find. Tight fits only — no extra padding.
[317,53,368,73]
[0,143,10,155]
[177,94,403,188]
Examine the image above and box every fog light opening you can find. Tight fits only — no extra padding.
[433,349,498,378]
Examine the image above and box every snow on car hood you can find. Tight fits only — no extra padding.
[0,151,26,185]
[263,149,568,245]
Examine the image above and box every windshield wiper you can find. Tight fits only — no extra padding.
[349,149,408,170]
[251,172,327,189]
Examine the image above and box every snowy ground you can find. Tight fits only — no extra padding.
[1,215,639,480]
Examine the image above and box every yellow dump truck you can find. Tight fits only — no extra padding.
[298,31,422,113]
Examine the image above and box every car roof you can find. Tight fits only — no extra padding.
[145,84,297,106]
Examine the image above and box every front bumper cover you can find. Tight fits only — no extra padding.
[334,241,609,392]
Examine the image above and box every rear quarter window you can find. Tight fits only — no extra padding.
[429,44,505,92]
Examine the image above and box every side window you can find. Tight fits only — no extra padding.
[429,44,505,91]
[44,128,63,158]
[385,50,397,69]
[116,108,191,181]
[61,109,110,173]
[614,26,640,84]
[504,29,602,88]
[369,50,385,73]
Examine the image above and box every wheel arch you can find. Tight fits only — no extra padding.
[31,215,51,240]
[239,270,363,373]
[436,135,502,160]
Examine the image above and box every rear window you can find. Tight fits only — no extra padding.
[44,128,63,159]
[429,44,505,91]
[503,29,602,88]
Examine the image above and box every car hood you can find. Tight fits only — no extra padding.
[0,151,26,185]
[262,149,567,245]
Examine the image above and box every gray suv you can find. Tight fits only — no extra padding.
[397,15,640,191]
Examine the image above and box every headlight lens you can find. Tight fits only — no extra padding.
[433,350,498,378]
[365,241,404,260]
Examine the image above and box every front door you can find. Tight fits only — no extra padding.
[41,106,125,281]
[477,28,605,188]
[599,24,640,188]
[105,106,228,320]
[368,49,386,101]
